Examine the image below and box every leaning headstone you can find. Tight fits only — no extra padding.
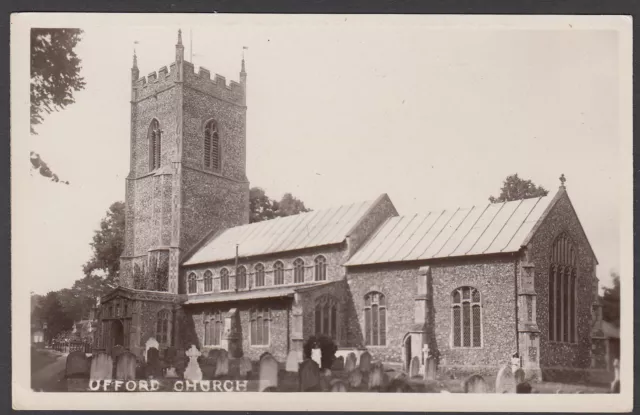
[214,349,229,377]
[495,364,516,393]
[239,356,253,378]
[90,352,113,381]
[299,359,321,391]
[66,351,90,378]
[311,348,322,367]
[285,351,300,373]
[146,347,162,379]
[183,345,203,381]
[330,379,348,392]
[513,368,525,384]
[516,382,532,393]
[348,369,363,388]
[368,363,385,390]
[115,351,137,380]
[331,356,344,371]
[464,374,488,393]
[345,352,357,372]
[409,356,421,378]
[259,354,279,391]
[145,337,160,361]
[359,351,372,373]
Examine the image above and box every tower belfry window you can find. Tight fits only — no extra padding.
[149,119,162,171]
[204,120,220,171]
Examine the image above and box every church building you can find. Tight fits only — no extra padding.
[97,31,607,381]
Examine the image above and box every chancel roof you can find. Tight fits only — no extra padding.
[183,197,381,266]
[345,195,553,266]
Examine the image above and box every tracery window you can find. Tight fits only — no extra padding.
[236,266,247,290]
[204,311,223,346]
[293,258,305,283]
[254,263,265,287]
[156,309,171,345]
[314,295,338,340]
[548,233,578,343]
[452,286,482,348]
[220,268,230,291]
[187,272,197,294]
[364,291,386,346]
[273,261,284,285]
[149,119,162,171]
[314,255,327,281]
[204,120,220,171]
[203,270,213,292]
[250,308,270,346]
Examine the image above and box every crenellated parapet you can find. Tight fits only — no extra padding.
[182,62,244,105]
[133,62,179,102]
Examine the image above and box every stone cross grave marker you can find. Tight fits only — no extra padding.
[495,364,516,393]
[344,352,357,372]
[115,351,137,380]
[184,345,203,381]
[259,354,279,391]
[89,352,113,381]
[285,350,300,373]
[214,349,229,377]
[464,374,489,393]
[299,359,321,391]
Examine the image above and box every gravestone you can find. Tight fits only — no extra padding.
[331,356,344,371]
[285,351,300,373]
[495,364,516,393]
[66,351,90,378]
[359,351,372,373]
[145,337,160,361]
[239,356,253,378]
[368,363,385,390]
[344,353,357,372]
[112,345,125,360]
[164,346,177,365]
[424,356,437,380]
[146,347,162,379]
[258,354,279,391]
[165,367,179,378]
[115,351,137,380]
[516,382,532,393]
[311,348,322,367]
[409,356,421,378]
[464,374,488,393]
[611,358,620,393]
[184,345,203,381]
[348,369,363,388]
[513,368,525,384]
[89,352,113,381]
[214,349,229,377]
[330,379,348,392]
[299,359,321,391]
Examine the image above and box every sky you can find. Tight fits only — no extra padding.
[15,15,626,294]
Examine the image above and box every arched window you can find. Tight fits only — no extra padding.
[452,286,482,348]
[187,272,197,294]
[236,266,247,290]
[255,263,265,287]
[273,261,284,285]
[315,295,338,340]
[203,270,213,292]
[549,233,578,343]
[314,255,327,281]
[293,258,305,283]
[220,268,230,291]
[156,309,171,345]
[204,120,220,171]
[250,308,271,345]
[149,119,162,171]
[364,291,386,346]
[204,311,223,346]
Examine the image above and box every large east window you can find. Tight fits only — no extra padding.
[452,286,482,348]
[548,233,577,343]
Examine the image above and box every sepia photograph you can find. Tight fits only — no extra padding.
[11,13,632,411]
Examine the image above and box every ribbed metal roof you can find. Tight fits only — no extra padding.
[184,197,379,265]
[345,195,552,266]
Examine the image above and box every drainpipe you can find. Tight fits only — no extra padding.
[514,257,520,363]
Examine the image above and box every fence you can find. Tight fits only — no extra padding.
[51,340,92,354]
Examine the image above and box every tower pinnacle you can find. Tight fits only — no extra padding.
[177,29,183,46]
[131,48,139,81]
[175,29,185,62]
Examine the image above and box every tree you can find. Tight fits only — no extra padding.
[30,28,86,184]
[83,201,125,284]
[249,187,311,223]
[601,271,620,327]
[489,174,549,203]
[31,292,74,343]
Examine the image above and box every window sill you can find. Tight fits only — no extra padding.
[451,346,484,350]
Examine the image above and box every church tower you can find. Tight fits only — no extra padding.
[120,30,250,295]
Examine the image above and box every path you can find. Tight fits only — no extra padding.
[31,352,68,392]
